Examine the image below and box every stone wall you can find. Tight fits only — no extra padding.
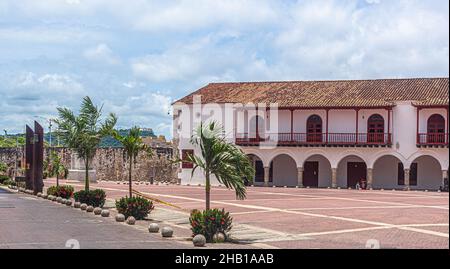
[0,146,179,183]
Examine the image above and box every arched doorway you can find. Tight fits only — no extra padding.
[306,115,322,143]
[303,155,332,187]
[367,114,384,143]
[427,114,445,144]
[270,154,297,187]
[337,155,367,188]
[409,155,442,190]
[372,155,404,189]
[247,154,264,186]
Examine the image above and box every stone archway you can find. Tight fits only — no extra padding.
[337,155,367,188]
[303,154,332,187]
[247,154,265,186]
[372,155,404,189]
[270,154,297,187]
[409,155,442,190]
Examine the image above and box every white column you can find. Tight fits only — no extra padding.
[297,167,304,187]
[404,168,410,190]
[264,167,270,187]
[367,168,373,189]
[331,168,337,188]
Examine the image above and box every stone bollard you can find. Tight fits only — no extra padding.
[61,199,67,204]
[37,192,42,197]
[126,216,136,225]
[213,232,225,243]
[52,196,57,201]
[148,223,159,233]
[101,210,110,217]
[93,207,102,215]
[86,206,94,212]
[42,194,48,199]
[115,214,125,222]
[56,197,63,203]
[161,227,173,237]
[74,202,81,208]
[193,234,206,247]
[66,200,72,206]
[80,203,88,211]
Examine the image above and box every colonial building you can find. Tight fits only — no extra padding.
[173,78,449,190]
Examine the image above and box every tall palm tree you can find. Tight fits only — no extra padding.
[113,126,152,197]
[185,122,255,210]
[55,96,117,191]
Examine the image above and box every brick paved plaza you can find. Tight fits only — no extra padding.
[41,179,449,249]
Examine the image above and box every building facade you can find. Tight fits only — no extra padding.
[173,78,449,190]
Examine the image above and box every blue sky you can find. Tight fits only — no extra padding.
[0,0,448,138]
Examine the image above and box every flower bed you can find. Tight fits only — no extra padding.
[74,189,106,207]
[189,208,232,243]
[115,196,154,220]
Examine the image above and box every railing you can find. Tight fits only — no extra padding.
[417,133,449,146]
[235,132,392,146]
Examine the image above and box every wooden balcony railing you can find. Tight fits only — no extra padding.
[235,132,392,146]
[417,133,449,146]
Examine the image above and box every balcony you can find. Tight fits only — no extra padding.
[236,132,392,147]
[417,133,449,147]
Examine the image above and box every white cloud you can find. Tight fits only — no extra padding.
[83,43,120,65]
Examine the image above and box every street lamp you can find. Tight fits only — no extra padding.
[33,116,53,147]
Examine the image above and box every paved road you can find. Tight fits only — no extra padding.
[0,188,193,249]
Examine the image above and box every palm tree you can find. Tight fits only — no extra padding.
[185,122,255,210]
[113,127,152,197]
[49,152,67,187]
[55,96,117,191]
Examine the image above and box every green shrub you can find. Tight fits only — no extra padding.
[0,175,10,185]
[74,189,106,207]
[3,179,15,186]
[115,196,154,220]
[46,185,74,199]
[189,208,233,243]
[0,162,7,173]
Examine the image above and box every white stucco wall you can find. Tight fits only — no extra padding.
[174,102,449,190]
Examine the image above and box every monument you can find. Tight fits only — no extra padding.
[24,121,44,194]
[68,153,97,183]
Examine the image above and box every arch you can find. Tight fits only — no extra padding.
[268,150,299,168]
[270,154,297,187]
[306,114,323,142]
[427,114,446,144]
[303,154,332,187]
[335,151,370,169]
[372,155,405,189]
[407,151,446,170]
[408,155,443,190]
[368,151,407,169]
[246,154,265,185]
[336,154,367,188]
[367,114,385,143]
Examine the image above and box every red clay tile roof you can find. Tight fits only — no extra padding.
[174,78,449,108]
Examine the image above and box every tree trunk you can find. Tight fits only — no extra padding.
[56,174,59,187]
[129,156,133,198]
[85,157,89,191]
[205,172,211,210]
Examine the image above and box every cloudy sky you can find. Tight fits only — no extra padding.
[0,0,448,138]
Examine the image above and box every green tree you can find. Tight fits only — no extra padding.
[55,96,117,191]
[113,126,152,197]
[49,152,67,187]
[184,122,255,210]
